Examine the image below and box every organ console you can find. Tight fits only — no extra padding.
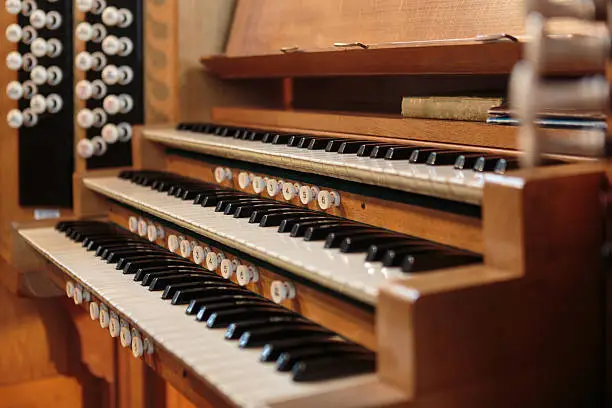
[3,0,612,407]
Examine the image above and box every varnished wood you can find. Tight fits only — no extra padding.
[108,205,377,350]
[211,107,604,156]
[164,151,483,253]
[73,169,130,219]
[226,0,525,57]
[377,163,606,406]
[131,126,166,171]
[0,376,83,408]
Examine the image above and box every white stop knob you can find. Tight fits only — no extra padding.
[91,23,107,42]
[237,265,259,286]
[75,80,93,100]
[192,245,209,265]
[109,314,120,337]
[7,109,23,128]
[22,80,37,99]
[102,6,120,25]
[103,95,121,115]
[29,94,46,114]
[91,0,106,14]
[266,179,281,197]
[180,239,192,258]
[73,285,83,305]
[75,51,93,71]
[77,108,108,129]
[214,167,232,183]
[65,281,75,298]
[101,123,119,143]
[6,51,22,71]
[99,305,109,328]
[120,323,131,348]
[89,302,100,320]
[282,182,300,201]
[220,258,237,279]
[30,37,47,57]
[29,9,46,29]
[299,185,319,204]
[137,219,148,237]
[21,26,37,44]
[46,38,62,57]
[118,37,134,56]
[118,8,134,27]
[75,22,93,41]
[76,0,93,12]
[117,122,132,142]
[206,252,223,271]
[20,0,36,15]
[101,64,119,84]
[5,24,22,42]
[21,53,37,71]
[45,11,62,30]
[6,81,23,100]
[252,176,266,193]
[128,216,138,232]
[167,235,179,252]
[238,172,252,189]
[317,190,341,210]
[118,66,134,85]
[5,0,21,14]
[46,94,63,114]
[46,66,62,85]
[271,281,296,304]
[102,35,120,55]
[76,137,107,158]
[131,332,143,358]
[146,224,157,241]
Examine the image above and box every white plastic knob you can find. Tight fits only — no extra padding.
[118,66,134,85]
[317,190,341,210]
[271,281,296,304]
[75,51,93,71]
[101,64,119,85]
[5,24,22,42]
[21,26,37,44]
[101,123,119,143]
[237,265,259,286]
[46,94,62,114]
[238,172,252,189]
[91,23,107,43]
[65,281,75,298]
[5,0,21,14]
[77,136,107,158]
[167,235,179,252]
[91,0,106,15]
[103,95,121,115]
[266,179,280,196]
[30,38,47,57]
[89,302,100,320]
[29,94,47,114]
[282,182,300,201]
[131,332,143,358]
[46,66,62,85]
[118,94,133,113]
[22,80,37,99]
[77,108,107,129]
[29,9,46,29]
[252,176,266,193]
[22,109,38,127]
[6,52,23,71]
[180,239,192,258]
[119,322,131,348]
[76,0,94,12]
[73,285,83,304]
[214,167,232,183]
[101,35,120,55]
[108,313,120,338]
[45,11,62,30]
[118,37,134,56]
[192,245,209,265]
[117,122,132,142]
[128,216,138,232]
[137,219,148,237]
[145,224,158,241]
[299,185,319,204]
[75,22,93,41]
[82,290,91,303]
[99,305,109,328]
[7,109,23,129]
[6,81,23,100]
[220,258,237,279]
[20,0,36,16]
[21,53,37,71]
[75,80,93,100]
[206,251,223,271]
[46,39,62,57]
[91,52,107,71]
[102,6,120,25]
[118,8,133,27]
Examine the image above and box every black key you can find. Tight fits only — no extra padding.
[181,287,255,309]
[337,141,377,154]
[206,306,295,329]
[195,299,270,321]
[338,233,412,253]
[304,224,368,241]
[232,203,293,218]
[260,337,343,362]
[325,231,397,250]
[382,246,444,267]
[384,146,421,161]
[216,198,271,213]
[454,154,484,170]
[366,240,434,262]
[369,144,405,159]
[278,216,334,233]
[262,133,278,143]
[249,208,307,224]
[307,138,334,150]
[259,211,317,227]
[325,139,351,152]
[357,143,396,157]
[141,269,217,287]
[292,353,376,382]
[99,243,161,258]
[289,219,350,238]
[108,249,173,264]
[277,347,370,372]
[407,147,439,163]
[134,265,211,282]
[186,294,264,315]
[225,316,307,340]
[123,258,195,274]
[239,325,332,348]
[148,274,222,291]
[402,252,481,273]
[297,136,318,148]
[162,281,236,300]
[247,131,265,141]
[426,151,480,166]
[272,134,291,145]
[200,193,253,207]
[287,135,301,147]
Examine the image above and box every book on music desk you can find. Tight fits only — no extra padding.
[401,96,504,122]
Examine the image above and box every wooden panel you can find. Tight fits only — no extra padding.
[108,205,377,350]
[226,0,525,57]
[164,152,483,253]
[376,163,606,406]
[0,376,83,408]
[73,169,131,219]
[212,107,604,155]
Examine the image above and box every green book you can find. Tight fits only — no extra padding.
[401,96,504,122]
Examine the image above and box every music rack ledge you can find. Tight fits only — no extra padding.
[201,42,600,78]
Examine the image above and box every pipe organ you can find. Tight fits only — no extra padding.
[1,0,611,407]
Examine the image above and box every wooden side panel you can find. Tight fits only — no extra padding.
[226,0,525,57]
[0,376,83,408]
